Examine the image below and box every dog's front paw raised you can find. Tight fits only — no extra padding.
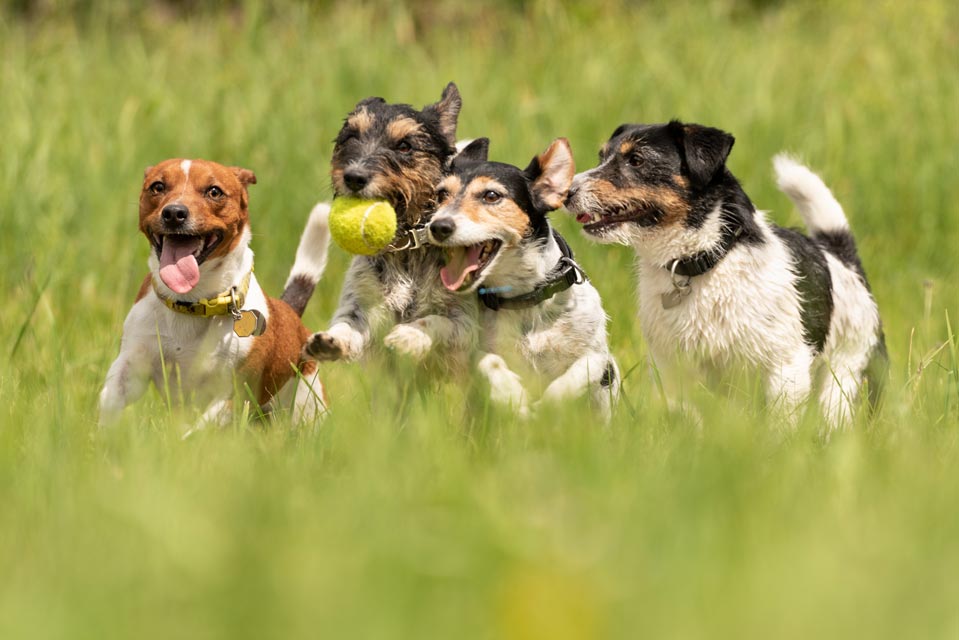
[304,331,346,361]
[384,324,433,361]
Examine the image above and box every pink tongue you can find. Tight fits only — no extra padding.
[440,245,482,291]
[158,236,203,294]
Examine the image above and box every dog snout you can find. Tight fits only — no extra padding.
[428,216,456,242]
[161,203,189,228]
[343,169,370,192]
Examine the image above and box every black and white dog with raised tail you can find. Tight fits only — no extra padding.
[565,121,886,429]
[427,138,620,419]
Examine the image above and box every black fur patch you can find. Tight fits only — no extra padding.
[280,274,316,317]
[600,361,617,388]
[815,230,868,281]
[773,227,834,353]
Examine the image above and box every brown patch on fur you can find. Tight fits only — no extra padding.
[386,117,422,141]
[672,174,689,188]
[369,155,444,225]
[240,296,318,406]
[347,108,375,135]
[135,274,152,302]
[586,178,690,226]
[455,177,531,242]
[619,141,634,156]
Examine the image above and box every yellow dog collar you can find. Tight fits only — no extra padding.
[153,269,253,318]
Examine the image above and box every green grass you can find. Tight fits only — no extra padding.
[1,1,958,638]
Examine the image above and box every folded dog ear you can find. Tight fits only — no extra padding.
[424,82,462,145]
[231,167,257,187]
[525,138,575,211]
[454,138,490,165]
[669,120,734,190]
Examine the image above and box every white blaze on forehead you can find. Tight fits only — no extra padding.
[177,159,192,200]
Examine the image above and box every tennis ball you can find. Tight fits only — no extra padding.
[328,197,398,255]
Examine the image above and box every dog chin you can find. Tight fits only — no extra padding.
[582,223,635,246]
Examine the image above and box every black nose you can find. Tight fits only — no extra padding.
[161,204,189,227]
[429,217,456,242]
[343,170,370,192]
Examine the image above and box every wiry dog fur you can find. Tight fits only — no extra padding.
[99,159,329,429]
[428,138,620,419]
[303,83,478,367]
[566,121,886,428]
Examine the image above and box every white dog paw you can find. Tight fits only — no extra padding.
[384,324,433,360]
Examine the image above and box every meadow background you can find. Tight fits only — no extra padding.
[1,0,957,638]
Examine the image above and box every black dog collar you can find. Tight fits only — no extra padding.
[666,224,744,277]
[478,231,587,311]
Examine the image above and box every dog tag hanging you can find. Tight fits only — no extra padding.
[661,261,692,309]
[233,309,267,337]
[661,286,691,309]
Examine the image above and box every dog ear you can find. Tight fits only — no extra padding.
[454,138,489,164]
[424,82,462,145]
[669,120,734,190]
[524,138,575,211]
[356,96,386,109]
[231,167,257,187]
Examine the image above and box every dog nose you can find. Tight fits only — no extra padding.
[429,217,456,242]
[343,170,370,192]
[161,204,189,227]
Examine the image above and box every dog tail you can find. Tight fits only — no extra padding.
[773,154,850,234]
[281,202,331,317]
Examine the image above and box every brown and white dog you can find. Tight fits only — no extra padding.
[99,158,330,428]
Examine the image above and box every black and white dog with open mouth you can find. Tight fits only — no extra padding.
[426,137,620,420]
[565,121,886,429]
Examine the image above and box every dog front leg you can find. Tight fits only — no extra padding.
[766,348,814,427]
[384,309,477,361]
[477,352,530,416]
[98,343,153,427]
[540,351,617,421]
[305,258,375,361]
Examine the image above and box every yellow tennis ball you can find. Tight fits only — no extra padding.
[328,197,398,255]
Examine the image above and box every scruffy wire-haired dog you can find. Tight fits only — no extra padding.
[426,138,620,419]
[565,121,886,428]
[303,83,478,365]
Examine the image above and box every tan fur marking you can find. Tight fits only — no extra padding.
[347,108,374,135]
[588,179,690,226]
[457,177,530,242]
[386,117,422,141]
[135,274,152,302]
[619,141,634,156]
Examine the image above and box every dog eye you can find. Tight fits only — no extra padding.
[396,140,413,153]
[206,186,224,199]
[482,190,502,204]
[436,188,450,204]
[627,153,644,167]
[149,181,165,195]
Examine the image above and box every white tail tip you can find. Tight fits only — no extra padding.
[773,153,848,233]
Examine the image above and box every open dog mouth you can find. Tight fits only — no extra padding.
[151,231,223,294]
[440,239,502,292]
[577,205,659,232]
